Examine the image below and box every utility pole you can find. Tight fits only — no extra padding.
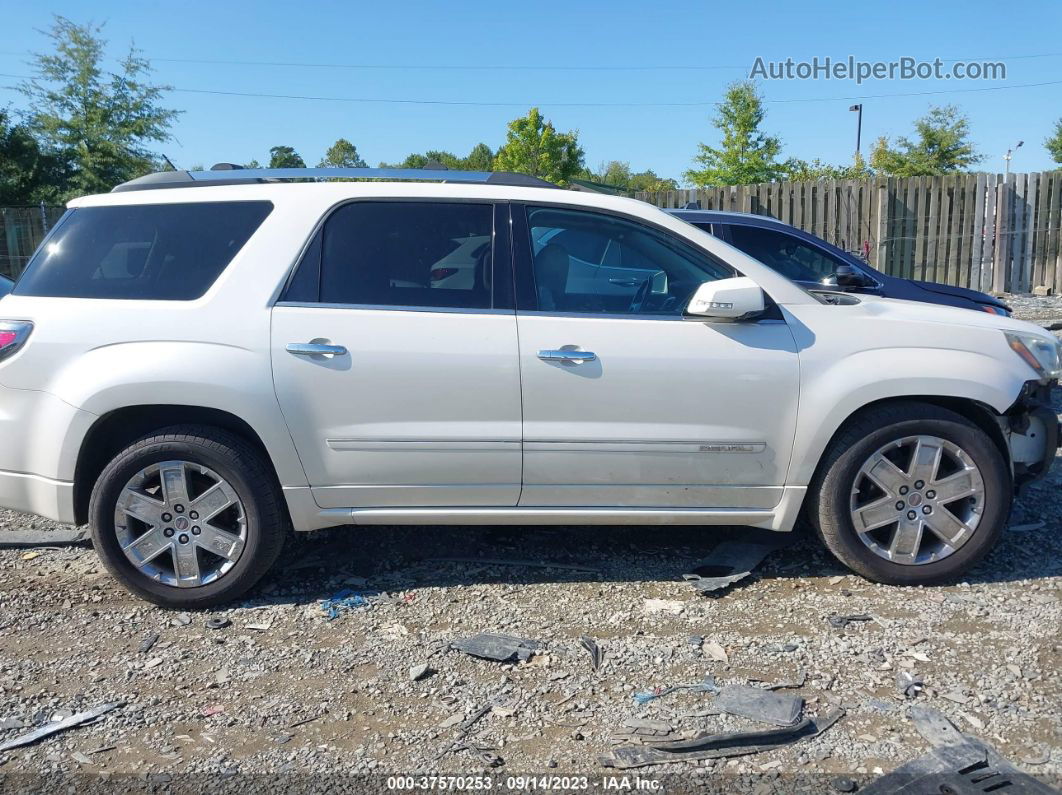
[849,104,863,157]
[1003,140,1023,177]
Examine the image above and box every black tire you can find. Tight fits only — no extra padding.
[89,425,289,608]
[807,401,1010,586]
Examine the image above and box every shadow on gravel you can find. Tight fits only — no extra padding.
[243,503,1062,609]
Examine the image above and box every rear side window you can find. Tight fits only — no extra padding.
[14,201,272,300]
[317,202,494,309]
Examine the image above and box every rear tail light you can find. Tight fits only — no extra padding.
[0,321,32,362]
[430,267,459,281]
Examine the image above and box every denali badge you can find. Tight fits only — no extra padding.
[699,443,765,453]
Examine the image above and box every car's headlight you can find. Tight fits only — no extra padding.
[1005,331,1062,381]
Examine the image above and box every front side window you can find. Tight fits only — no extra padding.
[319,202,493,309]
[526,207,732,315]
[15,201,272,300]
[725,225,845,283]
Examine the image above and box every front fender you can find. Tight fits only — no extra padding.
[787,340,1030,487]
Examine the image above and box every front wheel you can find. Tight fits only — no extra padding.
[808,402,1011,585]
[89,426,288,608]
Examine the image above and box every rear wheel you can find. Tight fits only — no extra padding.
[89,426,288,607]
[808,402,1010,585]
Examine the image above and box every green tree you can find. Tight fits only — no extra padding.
[870,106,982,176]
[17,16,179,200]
[783,152,873,181]
[1046,119,1062,166]
[318,138,367,168]
[494,107,583,185]
[628,170,679,192]
[685,81,785,187]
[268,145,305,168]
[0,108,66,204]
[463,142,494,171]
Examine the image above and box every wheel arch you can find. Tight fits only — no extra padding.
[74,405,277,526]
[804,395,1010,494]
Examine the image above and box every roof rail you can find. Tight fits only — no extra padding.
[112,166,558,192]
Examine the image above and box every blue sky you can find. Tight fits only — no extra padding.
[0,0,1060,182]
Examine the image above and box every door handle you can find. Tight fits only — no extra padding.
[287,342,348,357]
[538,349,596,363]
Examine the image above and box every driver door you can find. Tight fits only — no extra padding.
[512,204,801,509]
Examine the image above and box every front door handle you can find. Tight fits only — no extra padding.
[287,342,348,357]
[538,349,597,363]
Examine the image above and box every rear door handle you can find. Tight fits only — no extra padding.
[287,342,347,357]
[538,349,596,363]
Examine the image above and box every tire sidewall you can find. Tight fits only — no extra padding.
[822,416,1009,585]
[90,438,268,607]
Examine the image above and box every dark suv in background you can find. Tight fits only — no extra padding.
[668,209,1010,316]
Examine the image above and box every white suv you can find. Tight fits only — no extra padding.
[0,166,1058,607]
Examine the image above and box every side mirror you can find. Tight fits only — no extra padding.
[685,277,765,321]
[831,264,866,288]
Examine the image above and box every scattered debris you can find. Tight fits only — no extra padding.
[287,711,326,729]
[578,635,603,672]
[0,702,123,752]
[144,657,163,669]
[175,612,192,626]
[426,556,597,573]
[682,536,792,594]
[1008,521,1046,533]
[600,708,844,769]
[755,669,808,691]
[451,633,541,663]
[860,706,1057,794]
[205,618,231,630]
[633,675,718,706]
[319,589,380,619]
[246,621,273,631]
[708,684,804,726]
[830,776,858,792]
[0,528,90,548]
[137,632,159,655]
[828,613,873,629]
[896,670,925,699]
[643,598,685,615]
[611,718,674,745]
[409,663,433,682]
[0,717,26,730]
[701,639,729,664]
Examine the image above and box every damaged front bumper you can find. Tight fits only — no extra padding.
[1002,380,1060,491]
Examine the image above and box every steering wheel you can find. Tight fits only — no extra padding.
[628,277,652,314]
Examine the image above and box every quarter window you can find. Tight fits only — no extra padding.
[526,207,732,315]
[319,202,494,309]
[14,202,272,300]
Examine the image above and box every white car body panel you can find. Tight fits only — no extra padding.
[0,181,1054,534]
[271,305,522,507]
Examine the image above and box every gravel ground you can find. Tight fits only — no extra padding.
[0,296,1060,793]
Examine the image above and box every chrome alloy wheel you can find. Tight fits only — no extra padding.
[114,460,247,587]
[849,435,985,565]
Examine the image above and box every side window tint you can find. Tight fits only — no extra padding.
[14,202,272,300]
[526,207,732,316]
[283,231,321,302]
[727,225,843,283]
[320,202,493,309]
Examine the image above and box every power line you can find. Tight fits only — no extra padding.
[1,72,1059,108]
[0,49,1060,72]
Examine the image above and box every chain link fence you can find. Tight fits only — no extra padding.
[0,205,66,280]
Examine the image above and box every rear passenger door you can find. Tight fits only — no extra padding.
[270,200,522,509]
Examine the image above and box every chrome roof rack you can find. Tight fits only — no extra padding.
[112,165,559,192]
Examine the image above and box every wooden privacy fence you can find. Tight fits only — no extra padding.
[636,171,1062,295]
